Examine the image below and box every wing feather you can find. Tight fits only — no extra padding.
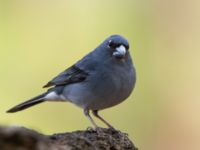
[43,65,88,88]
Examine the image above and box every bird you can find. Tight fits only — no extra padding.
[7,35,136,129]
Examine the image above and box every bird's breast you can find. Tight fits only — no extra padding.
[84,63,136,109]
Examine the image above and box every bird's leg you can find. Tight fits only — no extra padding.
[92,110,114,129]
[84,109,98,128]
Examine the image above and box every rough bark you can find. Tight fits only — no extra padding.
[0,126,138,150]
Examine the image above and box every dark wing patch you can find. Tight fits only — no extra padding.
[43,65,88,88]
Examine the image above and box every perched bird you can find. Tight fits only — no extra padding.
[7,35,136,128]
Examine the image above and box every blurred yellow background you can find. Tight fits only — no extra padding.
[1,0,200,150]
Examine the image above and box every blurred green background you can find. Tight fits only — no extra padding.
[1,0,200,150]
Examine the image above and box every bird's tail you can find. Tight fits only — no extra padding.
[6,93,47,113]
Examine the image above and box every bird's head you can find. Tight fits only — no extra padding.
[105,35,130,59]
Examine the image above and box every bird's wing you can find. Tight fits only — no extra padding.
[43,65,89,88]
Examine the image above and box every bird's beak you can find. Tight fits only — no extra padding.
[113,45,127,58]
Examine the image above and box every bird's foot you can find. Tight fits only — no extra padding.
[86,126,96,131]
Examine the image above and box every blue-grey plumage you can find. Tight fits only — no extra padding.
[7,35,136,129]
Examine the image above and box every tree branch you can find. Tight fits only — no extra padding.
[0,126,138,150]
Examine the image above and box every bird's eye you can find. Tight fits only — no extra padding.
[108,40,115,48]
[108,40,129,50]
